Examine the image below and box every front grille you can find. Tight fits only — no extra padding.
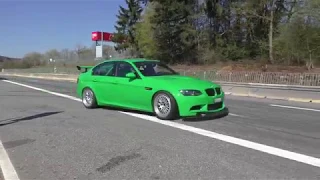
[208,102,223,110]
[190,105,202,111]
[215,87,221,95]
[205,88,215,96]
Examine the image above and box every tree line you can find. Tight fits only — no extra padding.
[112,0,320,70]
[3,0,319,71]
[1,44,120,69]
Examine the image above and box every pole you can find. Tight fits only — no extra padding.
[54,59,56,73]
[101,31,104,59]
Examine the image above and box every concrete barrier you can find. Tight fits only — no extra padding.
[1,72,320,103]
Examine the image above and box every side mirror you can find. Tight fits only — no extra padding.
[125,72,136,79]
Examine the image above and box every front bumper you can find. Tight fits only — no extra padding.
[176,92,226,117]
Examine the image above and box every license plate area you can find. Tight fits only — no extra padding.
[214,98,222,103]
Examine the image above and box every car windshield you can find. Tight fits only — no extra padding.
[133,61,179,76]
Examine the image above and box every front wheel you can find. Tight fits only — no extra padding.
[82,88,98,109]
[152,91,179,120]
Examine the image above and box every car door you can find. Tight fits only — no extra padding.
[91,61,118,105]
[113,61,152,110]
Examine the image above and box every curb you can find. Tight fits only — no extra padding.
[312,100,320,103]
[2,73,320,104]
[287,98,313,103]
[0,74,77,82]
[225,92,320,104]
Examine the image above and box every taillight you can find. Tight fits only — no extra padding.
[77,78,79,83]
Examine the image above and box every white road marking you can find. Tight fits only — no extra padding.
[2,79,320,169]
[3,80,81,102]
[229,113,245,118]
[270,104,320,112]
[0,139,20,180]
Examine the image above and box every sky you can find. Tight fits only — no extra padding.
[0,0,127,58]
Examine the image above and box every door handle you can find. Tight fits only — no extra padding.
[93,79,98,82]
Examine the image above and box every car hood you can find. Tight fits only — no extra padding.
[146,75,220,90]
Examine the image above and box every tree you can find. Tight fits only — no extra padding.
[22,52,44,67]
[149,0,198,64]
[112,0,143,57]
[135,2,157,58]
[75,44,86,61]
[45,49,61,61]
[235,0,287,63]
[273,0,320,69]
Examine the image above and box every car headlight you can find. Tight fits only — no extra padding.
[179,90,202,96]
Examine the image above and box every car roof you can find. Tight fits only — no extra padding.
[101,58,159,63]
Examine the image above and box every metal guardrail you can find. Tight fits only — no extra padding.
[2,67,320,87]
[182,71,320,87]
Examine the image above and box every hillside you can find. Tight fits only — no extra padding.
[0,55,21,62]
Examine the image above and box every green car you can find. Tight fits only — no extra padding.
[76,58,227,120]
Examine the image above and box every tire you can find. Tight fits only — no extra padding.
[82,87,98,109]
[152,91,179,120]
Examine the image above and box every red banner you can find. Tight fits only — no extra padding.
[91,31,113,42]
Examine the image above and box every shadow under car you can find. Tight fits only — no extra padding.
[101,105,229,122]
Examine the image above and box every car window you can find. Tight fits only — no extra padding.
[116,62,136,77]
[92,62,115,76]
[134,61,178,76]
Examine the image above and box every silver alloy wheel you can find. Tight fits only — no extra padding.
[154,94,171,117]
[83,89,93,107]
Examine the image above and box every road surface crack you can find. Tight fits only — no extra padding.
[96,152,142,173]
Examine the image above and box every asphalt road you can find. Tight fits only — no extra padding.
[0,76,320,180]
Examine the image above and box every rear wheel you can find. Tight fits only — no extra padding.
[152,91,179,120]
[82,88,98,109]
